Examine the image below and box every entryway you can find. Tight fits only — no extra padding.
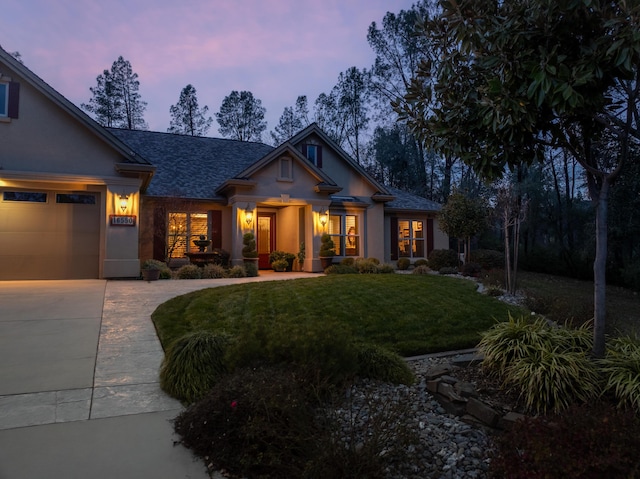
[257,212,276,269]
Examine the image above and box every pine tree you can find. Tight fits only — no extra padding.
[216,90,266,142]
[168,84,212,136]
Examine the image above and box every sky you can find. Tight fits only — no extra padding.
[2,0,417,142]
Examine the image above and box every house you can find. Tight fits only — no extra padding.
[0,45,447,280]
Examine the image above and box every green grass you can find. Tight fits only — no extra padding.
[152,274,524,357]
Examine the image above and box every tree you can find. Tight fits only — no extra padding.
[216,90,267,142]
[438,190,488,265]
[82,56,147,130]
[168,84,212,136]
[270,95,310,145]
[398,0,640,357]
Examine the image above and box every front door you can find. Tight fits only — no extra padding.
[257,213,276,269]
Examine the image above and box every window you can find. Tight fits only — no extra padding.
[56,193,96,204]
[3,191,47,202]
[328,214,360,256]
[167,212,209,258]
[302,144,322,167]
[398,220,425,258]
[0,83,7,117]
[278,157,292,180]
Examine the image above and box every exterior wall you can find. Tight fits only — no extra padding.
[432,218,449,251]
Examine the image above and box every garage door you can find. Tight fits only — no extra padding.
[0,189,100,279]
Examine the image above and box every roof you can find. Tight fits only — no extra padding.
[385,187,442,212]
[107,129,274,199]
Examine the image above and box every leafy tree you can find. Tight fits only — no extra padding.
[398,0,640,357]
[168,84,212,136]
[438,190,488,265]
[216,90,267,142]
[82,56,147,130]
[270,95,310,145]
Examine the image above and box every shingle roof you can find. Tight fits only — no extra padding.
[385,186,442,212]
[108,129,274,199]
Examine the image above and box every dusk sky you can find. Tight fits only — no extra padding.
[2,0,417,141]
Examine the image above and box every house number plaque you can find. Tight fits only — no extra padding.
[110,215,136,226]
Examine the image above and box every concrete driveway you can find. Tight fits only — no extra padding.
[0,273,319,479]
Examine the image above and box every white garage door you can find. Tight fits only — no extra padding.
[0,189,100,280]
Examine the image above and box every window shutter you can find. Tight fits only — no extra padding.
[317,146,323,168]
[210,210,222,249]
[153,207,167,261]
[8,82,19,119]
[427,218,434,256]
[390,217,398,261]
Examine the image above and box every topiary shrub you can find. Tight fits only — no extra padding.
[159,331,231,403]
[397,257,411,270]
[174,366,323,479]
[175,264,202,279]
[377,263,396,274]
[472,249,505,270]
[414,259,428,267]
[319,233,336,257]
[428,249,458,270]
[355,258,379,274]
[355,343,414,385]
[600,336,640,411]
[241,232,258,258]
[488,402,640,479]
[227,265,247,278]
[201,263,225,279]
[412,265,431,275]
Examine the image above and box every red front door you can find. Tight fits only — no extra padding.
[257,213,276,269]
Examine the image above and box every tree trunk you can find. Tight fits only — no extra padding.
[592,177,609,358]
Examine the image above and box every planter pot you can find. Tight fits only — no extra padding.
[142,269,160,281]
[320,257,334,270]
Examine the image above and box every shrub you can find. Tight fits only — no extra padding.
[271,259,289,271]
[174,366,323,479]
[324,264,358,275]
[228,265,247,278]
[175,264,202,279]
[201,263,225,279]
[159,331,230,403]
[141,259,172,279]
[241,232,258,258]
[355,258,379,274]
[397,257,411,270]
[481,268,506,289]
[319,233,336,257]
[412,265,431,275]
[461,261,482,277]
[472,249,505,270]
[376,263,396,274]
[600,336,640,411]
[355,343,414,385]
[523,290,593,327]
[414,259,429,267]
[428,249,458,270]
[488,402,640,479]
[439,266,458,275]
[340,257,355,266]
[366,257,380,265]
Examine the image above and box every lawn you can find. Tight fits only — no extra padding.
[152,274,524,357]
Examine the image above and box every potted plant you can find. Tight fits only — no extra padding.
[297,242,305,271]
[319,233,336,270]
[271,259,289,272]
[141,259,162,281]
[242,231,258,266]
[269,250,296,272]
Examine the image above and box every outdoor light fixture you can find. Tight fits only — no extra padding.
[119,194,129,212]
[319,209,328,227]
[245,204,253,226]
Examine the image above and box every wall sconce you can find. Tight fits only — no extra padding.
[245,204,254,226]
[119,194,129,212]
[319,209,328,228]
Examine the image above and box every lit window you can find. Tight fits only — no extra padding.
[328,214,360,256]
[398,220,425,258]
[167,212,209,258]
[56,193,96,204]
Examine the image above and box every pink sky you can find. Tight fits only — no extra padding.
[2,0,416,140]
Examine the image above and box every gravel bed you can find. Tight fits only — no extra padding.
[330,355,492,479]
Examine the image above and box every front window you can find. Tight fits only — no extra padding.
[328,214,360,256]
[167,212,208,258]
[398,220,425,258]
[0,83,7,117]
